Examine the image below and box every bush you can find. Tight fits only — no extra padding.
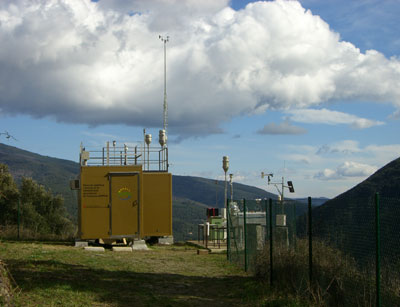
[255,239,378,306]
[0,164,75,240]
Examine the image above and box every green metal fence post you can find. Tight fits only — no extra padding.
[264,199,268,244]
[375,192,381,307]
[292,201,296,250]
[227,198,230,261]
[243,199,248,272]
[18,197,20,240]
[308,196,312,293]
[269,198,273,286]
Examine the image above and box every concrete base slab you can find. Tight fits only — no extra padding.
[158,236,174,245]
[112,246,132,252]
[197,249,209,255]
[84,246,105,252]
[131,240,149,250]
[75,241,89,247]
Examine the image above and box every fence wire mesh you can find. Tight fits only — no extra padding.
[380,196,400,307]
[312,196,377,306]
[227,194,400,306]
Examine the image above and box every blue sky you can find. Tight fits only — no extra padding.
[0,0,399,198]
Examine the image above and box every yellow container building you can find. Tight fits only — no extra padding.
[73,140,172,241]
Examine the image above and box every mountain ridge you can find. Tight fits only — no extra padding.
[0,143,284,240]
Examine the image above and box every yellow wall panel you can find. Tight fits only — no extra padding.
[142,172,172,237]
[78,165,172,240]
[79,165,142,239]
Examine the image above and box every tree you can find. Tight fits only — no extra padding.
[19,177,75,236]
[0,163,75,238]
[0,164,19,225]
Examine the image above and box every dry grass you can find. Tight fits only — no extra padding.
[254,239,399,306]
[0,259,20,306]
[0,225,76,241]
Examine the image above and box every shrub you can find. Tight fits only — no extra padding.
[254,239,378,306]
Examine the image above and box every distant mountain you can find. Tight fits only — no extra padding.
[313,156,400,216]
[173,175,277,207]
[298,156,400,262]
[0,143,282,241]
[294,197,329,207]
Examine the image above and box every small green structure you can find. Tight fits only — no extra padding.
[208,216,224,240]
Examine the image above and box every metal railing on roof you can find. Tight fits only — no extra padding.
[80,142,168,172]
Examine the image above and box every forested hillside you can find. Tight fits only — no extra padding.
[0,143,282,241]
[0,143,79,217]
[0,163,75,238]
[298,156,400,262]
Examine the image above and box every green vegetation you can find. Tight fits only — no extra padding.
[173,198,208,242]
[255,239,400,306]
[0,164,75,240]
[0,240,307,306]
[0,143,79,219]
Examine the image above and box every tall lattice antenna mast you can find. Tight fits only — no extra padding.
[159,35,169,143]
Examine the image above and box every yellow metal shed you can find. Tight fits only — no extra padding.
[75,142,172,241]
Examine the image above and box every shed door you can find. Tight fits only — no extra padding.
[109,173,139,237]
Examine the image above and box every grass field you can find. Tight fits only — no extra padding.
[0,240,307,307]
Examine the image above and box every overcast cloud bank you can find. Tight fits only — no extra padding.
[0,0,399,138]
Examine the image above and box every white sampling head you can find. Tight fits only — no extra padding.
[222,156,229,173]
[145,134,152,146]
[159,129,167,147]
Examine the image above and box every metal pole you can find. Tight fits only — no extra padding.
[230,174,233,202]
[147,144,150,170]
[292,200,296,250]
[164,38,167,133]
[375,192,381,307]
[264,199,268,244]
[215,180,218,207]
[281,176,284,214]
[134,146,137,165]
[106,141,109,165]
[166,147,169,172]
[308,196,313,293]
[159,35,169,137]
[243,199,248,272]
[18,198,20,239]
[227,198,230,261]
[224,172,227,212]
[269,198,273,285]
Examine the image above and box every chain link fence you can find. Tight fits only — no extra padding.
[380,196,400,306]
[227,194,400,306]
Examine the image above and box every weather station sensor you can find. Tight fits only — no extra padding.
[261,171,295,203]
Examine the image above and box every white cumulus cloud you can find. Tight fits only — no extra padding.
[314,161,377,180]
[0,0,399,138]
[287,109,384,129]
